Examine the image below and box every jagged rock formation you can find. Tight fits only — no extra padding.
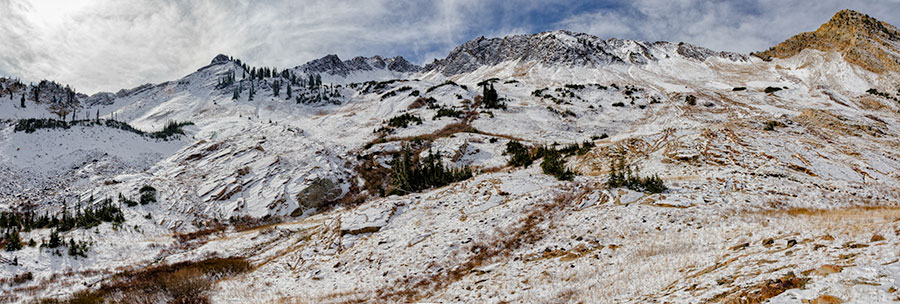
[753,9,900,73]
[298,54,421,77]
[425,30,748,76]
[210,54,232,65]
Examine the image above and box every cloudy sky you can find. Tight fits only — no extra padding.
[1,0,899,94]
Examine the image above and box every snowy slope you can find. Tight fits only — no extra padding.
[3,14,900,303]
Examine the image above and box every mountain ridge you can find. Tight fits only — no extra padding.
[753,9,900,73]
[295,54,422,77]
[424,30,750,76]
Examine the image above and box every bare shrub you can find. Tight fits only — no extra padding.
[35,257,251,304]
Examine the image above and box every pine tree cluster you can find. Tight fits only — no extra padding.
[505,140,594,180]
[228,57,312,101]
[0,198,125,233]
[375,113,423,134]
[432,105,464,120]
[389,148,473,195]
[606,156,667,193]
[139,185,157,205]
[0,198,125,253]
[505,141,533,167]
[12,118,192,141]
[4,230,22,251]
[538,148,575,181]
[67,239,90,258]
[481,83,506,109]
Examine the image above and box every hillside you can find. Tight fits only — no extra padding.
[753,9,900,73]
[1,9,900,304]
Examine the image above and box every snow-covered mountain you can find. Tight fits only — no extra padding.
[294,54,421,84]
[299,54,422,76]
[2,9,900,304]
[424,30,749,75]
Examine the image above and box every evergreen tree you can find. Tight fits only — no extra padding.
[249,81,255,101]
[286,82,292,99]
[505,141,533,167]
[5,229,21,251]
[67,239,88,257]
[140,185,157,205]
[389,147,473,194]
[47,229,61,248]
[606,156,667,193]
[540,148,574,181]
[481,82,504,109]
[273,80,280,97]
[20,94,25,108]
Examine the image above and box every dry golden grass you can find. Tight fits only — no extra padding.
[751,206,900,236]
[36,257,251,304]
[720,272,809,304]
[757,206,900,216]
[174,225,226,243]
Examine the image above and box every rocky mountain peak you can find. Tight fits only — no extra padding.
[298,54,421,77]
[424,30,747,76]
[826,9,891,32]
[210,54,231,65]
[753,10,900,73]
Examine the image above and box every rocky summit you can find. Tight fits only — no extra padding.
[425,30,748,75]
[299,54,422,77]
[754,9,900,73]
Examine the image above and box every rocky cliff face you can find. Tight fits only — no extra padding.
[298,54,421,77]
[425,30,748,76]
[753,9,900,73]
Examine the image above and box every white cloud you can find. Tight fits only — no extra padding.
[0,0,505,93]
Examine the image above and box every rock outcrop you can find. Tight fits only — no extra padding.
[425,30,748,76]
[298,54,421,77]
[753,9,900,73]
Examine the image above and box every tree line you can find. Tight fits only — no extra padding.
[389,147,473,195]
[13,118,193,141]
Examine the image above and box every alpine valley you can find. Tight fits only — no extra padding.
[3,9,900,304]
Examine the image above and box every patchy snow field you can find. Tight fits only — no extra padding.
[1,42,900,303]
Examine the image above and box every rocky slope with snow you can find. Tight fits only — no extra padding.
[1,9,900,304]
[300,54,422,76]
[754,9,900,74]
[424,29,749,76]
